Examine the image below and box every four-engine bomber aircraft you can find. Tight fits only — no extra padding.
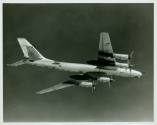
[8,32,142,94]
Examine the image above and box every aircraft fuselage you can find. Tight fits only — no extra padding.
[26,58,142,78]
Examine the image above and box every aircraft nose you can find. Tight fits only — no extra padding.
[137,72,142,78]
[132,70,142,78]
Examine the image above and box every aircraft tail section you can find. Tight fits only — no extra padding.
[7,38,45,67]
[17,38,45,61]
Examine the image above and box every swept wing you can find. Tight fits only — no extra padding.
[97,32,116,66]
[36,80,76,94]
[87,32,116,66]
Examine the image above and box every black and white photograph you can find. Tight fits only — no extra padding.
[3,3,154,123]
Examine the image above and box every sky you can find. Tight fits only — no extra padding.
[3,4,153,122]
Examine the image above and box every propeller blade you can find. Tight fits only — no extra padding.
[108,82,111,88]
[110,78,115,82]
[129,68,131,72]
[92,84,96,93]
[129,50,134,60]
[128,50,134,72]
[128,50,134,62]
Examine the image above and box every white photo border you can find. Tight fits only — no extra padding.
[0,1,156,125]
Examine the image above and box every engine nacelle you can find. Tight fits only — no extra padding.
[97,77,110,83]
[79,81,93,87]
[113,53,128,60]
[115,62,129,68]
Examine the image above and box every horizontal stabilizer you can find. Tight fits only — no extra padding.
[7,59,26,67]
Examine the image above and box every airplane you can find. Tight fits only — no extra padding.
[8,32,142,94]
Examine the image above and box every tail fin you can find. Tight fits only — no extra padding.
[17,38,45,60]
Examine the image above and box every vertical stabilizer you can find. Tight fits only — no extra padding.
[17,38,45,60]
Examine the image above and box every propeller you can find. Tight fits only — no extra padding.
[92,85,96,93]
[108,82,111,88]
[108,76,115,88]
[110,78,115,82]
[128,50,134,72]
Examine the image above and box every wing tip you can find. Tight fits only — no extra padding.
[100,32,109,35]
[17,37,26,40]
[36,91,44,94]
[36,89,53,94]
